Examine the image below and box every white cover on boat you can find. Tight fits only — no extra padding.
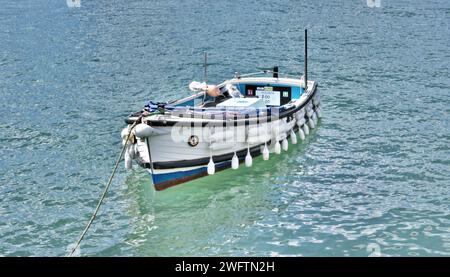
[216,97,266,108]
[135,123,168,138]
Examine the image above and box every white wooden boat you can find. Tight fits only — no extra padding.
[121,31,321,190]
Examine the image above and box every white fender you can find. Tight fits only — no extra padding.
[296,110,305,120]
[316,106,322,118]
[127,144,136,159]
[308,117,315,129]
[312,112,318,125]
[207,157,215,175]
[296,117,306,127]
[124,146,132,170]
[303,124,310,135]
[133,143,139,157]
[135,123,167,138]
[298,128,305,140]
[313,94,320,106]
[245,149,252,167]
[262,143,270,160]
[121,127,131,145]
[231,152,239,169]
[121,127,129,140]
[282,138,288,151]
[290,130,297,144]
[274,141,281,154]
[306,107,314,117]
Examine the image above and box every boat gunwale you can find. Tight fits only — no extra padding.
[127,81,318,127]
[147,83,316,126]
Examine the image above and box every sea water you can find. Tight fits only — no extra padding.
[0,0,449,256]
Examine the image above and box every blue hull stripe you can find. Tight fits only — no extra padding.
[150,161,231,185]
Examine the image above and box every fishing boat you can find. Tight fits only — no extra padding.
[121,30,321,191]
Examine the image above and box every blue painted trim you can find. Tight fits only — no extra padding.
[150,161,231,185]
[151,167,206,184]
[292,86,303,99]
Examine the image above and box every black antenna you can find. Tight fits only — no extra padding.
[204,52,207,83]
[304,29,308,91]
[273,66,279,78]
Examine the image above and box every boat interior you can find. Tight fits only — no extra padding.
[171,77,305,110]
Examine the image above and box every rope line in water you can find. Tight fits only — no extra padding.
[67,116,143,257]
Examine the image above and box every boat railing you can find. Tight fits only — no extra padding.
[233,70,303,80]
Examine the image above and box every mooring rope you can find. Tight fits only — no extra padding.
[67,115,143,257]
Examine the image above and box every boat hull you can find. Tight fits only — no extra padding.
[149,125,304,190]
[148,113,320,191]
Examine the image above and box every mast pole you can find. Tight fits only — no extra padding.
[304,29,308,91]
[204,52,208,83]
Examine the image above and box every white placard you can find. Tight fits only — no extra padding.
[256,87,280,106]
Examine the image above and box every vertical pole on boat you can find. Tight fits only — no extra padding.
[273,66,279,78]
[204,52,208,83]
[202,52,208,105]
[304,29,308,91]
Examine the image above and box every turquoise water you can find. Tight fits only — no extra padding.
[1,0,449,256]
